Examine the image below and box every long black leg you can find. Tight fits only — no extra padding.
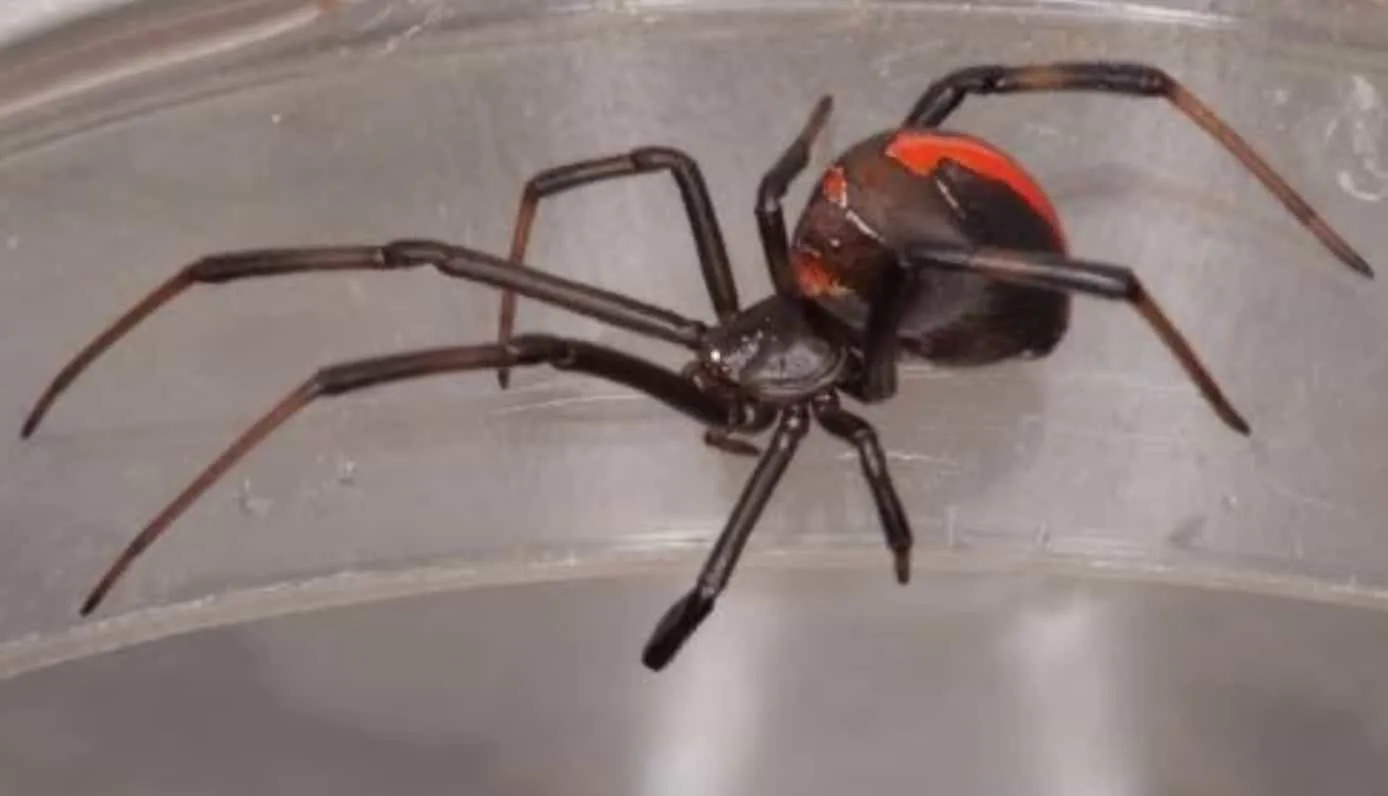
[78,334,743,617]
[904,61,1373,278]
[497,148,738,387]
[757,96,834,296]
[851,265,921,404]
[22,241,706,437]
[813,395,912,583]
[642,404,811,671]
[904,243,1251,434]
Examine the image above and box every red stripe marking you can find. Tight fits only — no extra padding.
[884,131,1065,246]
[793,251,848,297]
[822,165,849,207]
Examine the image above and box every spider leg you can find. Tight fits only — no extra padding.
[642,404,810,671]
[850,264,921,404]
[78,334,744,617]
[22,241,706,437]
[903,61,1373,278]
[757,96,834,296]
[813,395,912,584]
[677,362,772,456]
[902,243,1251,435]
[703,428,761,457]
[496,148,738,388]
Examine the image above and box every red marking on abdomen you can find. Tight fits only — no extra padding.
[822,166,849,207]
[884,131,1065,246]
[793,251,847,297]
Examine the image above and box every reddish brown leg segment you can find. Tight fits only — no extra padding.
[907,243,1250,435]
[904,61,1373,278]
[497,148,738,387]
[79,335,740,616]
[22,242,707,437]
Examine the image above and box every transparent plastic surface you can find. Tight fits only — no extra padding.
[8,568,1388,795]
[0,0,1386,790]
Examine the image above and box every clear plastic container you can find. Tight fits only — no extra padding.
[1,1,1386,792]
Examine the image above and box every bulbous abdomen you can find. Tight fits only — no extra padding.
[790,128,1071,367]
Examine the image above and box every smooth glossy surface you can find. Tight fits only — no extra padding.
[5,567,1388,794]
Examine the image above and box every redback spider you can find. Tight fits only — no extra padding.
[22,62,1373,671]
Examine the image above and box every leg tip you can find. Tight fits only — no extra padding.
[78,592,101,617]
[641,590,714,672]
[1224,409,1252,437]
[894,550,912,585]
[496,369,511,390]
[1335,245,1374,279]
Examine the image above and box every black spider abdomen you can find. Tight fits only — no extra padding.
[896,158,1071,366]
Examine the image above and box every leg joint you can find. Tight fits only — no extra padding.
[755,182,784,218]
[383,239,450,268]
[781,404,813,438]
[630,146,698,171]
[942,64,1011,92]
[1109,268,1143,301]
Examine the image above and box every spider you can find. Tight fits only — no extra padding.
[22,61,1372,671]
